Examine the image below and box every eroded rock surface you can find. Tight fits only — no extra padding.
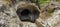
[36,1,60,27]
[0,0,60,27]
[0,0,39,27]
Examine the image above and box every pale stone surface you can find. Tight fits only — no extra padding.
[1,0,60,27]
[0,0,39,27]
[36,1,60,27]
[21,22,37,27]
[36,10,60,27]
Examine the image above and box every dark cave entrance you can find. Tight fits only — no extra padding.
[16,8,40,23]
[21,9,31,16]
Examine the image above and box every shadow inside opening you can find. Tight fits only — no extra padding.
[16,8,40,23]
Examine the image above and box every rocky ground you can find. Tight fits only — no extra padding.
[0,0,60,27]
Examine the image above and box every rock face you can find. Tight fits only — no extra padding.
[0,0,40,27]
[0,0,21,26]
[36,10,60,27]
[0,0,60,27]
[16,1,40,22]
[36,1,60,27]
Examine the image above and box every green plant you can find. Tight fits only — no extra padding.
[38,0,49,4]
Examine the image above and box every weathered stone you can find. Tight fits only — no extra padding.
[15,1,40,22]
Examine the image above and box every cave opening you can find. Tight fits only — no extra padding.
[21,9,31,16]
[16,8,40,23]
